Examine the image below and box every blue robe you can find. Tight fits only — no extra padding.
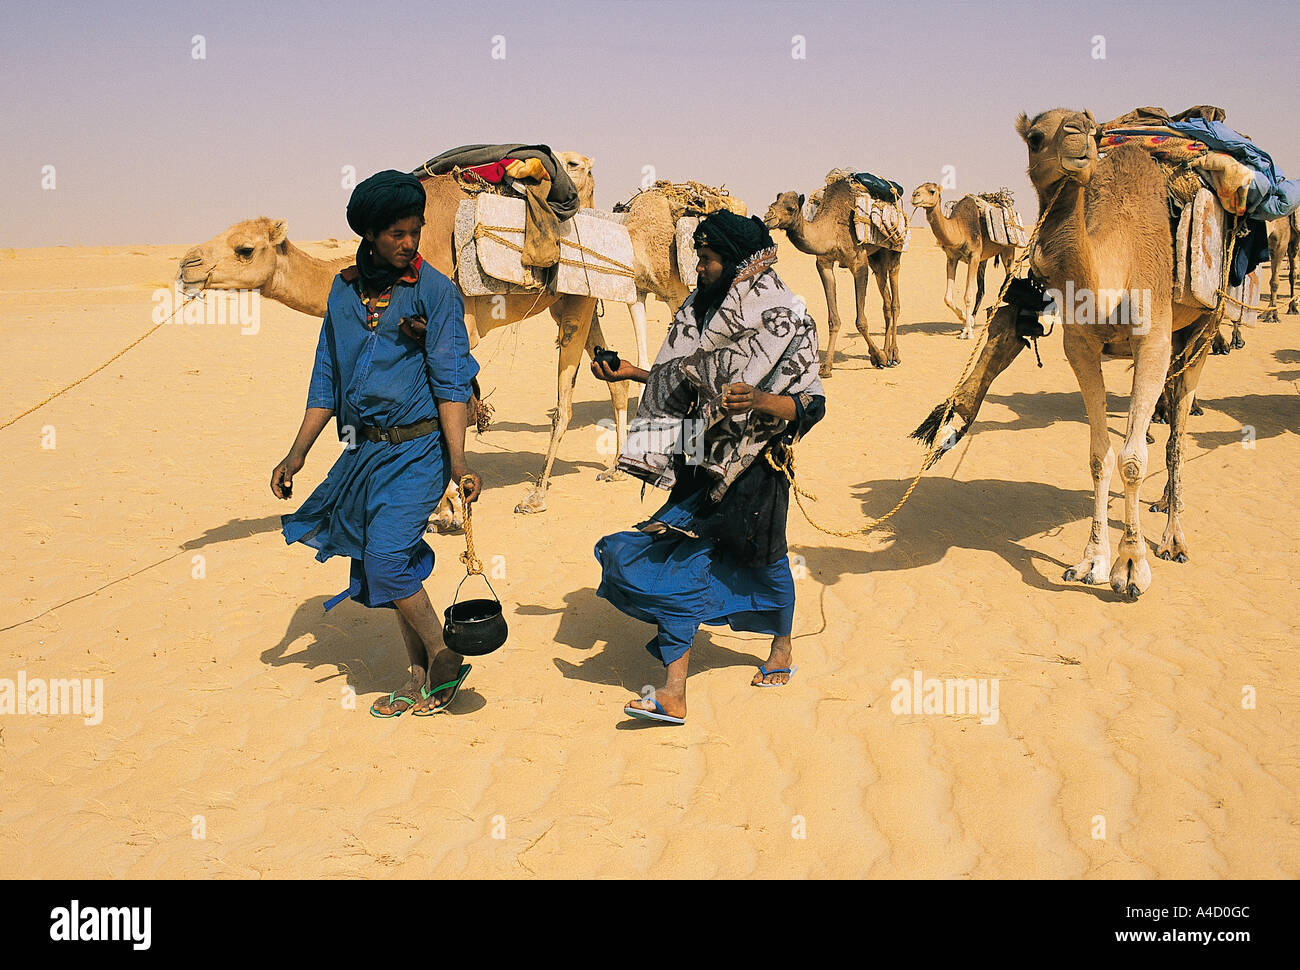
[281,259,478,609]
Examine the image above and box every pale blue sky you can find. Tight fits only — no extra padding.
[2,0,1296,246]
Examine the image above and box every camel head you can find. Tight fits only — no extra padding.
[910,182,942,209]
[557,151,595,208]
[179,217,289,296]
[1017,108,1099,192]
[763,191,805,231]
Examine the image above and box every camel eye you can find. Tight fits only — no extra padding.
[1027,131,1045,151]
[235,246,254,258]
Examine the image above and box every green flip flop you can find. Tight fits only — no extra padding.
[413,664,472,716]
[370,689,419,718]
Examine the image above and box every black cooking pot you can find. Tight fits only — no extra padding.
[443,574,508,656]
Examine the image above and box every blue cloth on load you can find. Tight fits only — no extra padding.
[852,172,905,203]
[1165,119,1300,220]
[594,485,796,668]
[281,262,479,609]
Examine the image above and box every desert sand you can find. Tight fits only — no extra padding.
[0,226,1296,879]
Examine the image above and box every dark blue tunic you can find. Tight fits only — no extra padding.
[281,258,478,609]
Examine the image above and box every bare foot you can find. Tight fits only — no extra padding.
[624,686,686,721]
[371,672,426,717]
[752,637,795,686]
[414,651,466,713]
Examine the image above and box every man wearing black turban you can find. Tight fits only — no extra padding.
[589,208,826,724]
[691,210,776,325]
[272,169,483,718]
[345,170,428,293]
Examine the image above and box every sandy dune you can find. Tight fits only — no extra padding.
[1,228,1296,878]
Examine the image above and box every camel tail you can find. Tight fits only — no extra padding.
[910,401,969,469]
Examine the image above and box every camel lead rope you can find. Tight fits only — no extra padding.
[458,475,484,576]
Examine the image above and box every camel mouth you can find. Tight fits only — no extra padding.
[1060,155,1092,175]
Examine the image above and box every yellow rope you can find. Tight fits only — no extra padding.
[0,290,202,432]
[458,475,484,576]
[776,180,1067,538]
[473,224,637,279]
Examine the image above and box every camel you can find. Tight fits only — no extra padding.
[1007,107,1221,597]
[909,184,1017,339]
[618,184,747,368]
[179,152,634,517]
[763,178,902,374]
[1261,210,1300,322]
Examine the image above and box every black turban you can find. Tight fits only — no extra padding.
[346,170,427,237]
[692,211,774,267]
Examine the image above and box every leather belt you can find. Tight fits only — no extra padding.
[360,417,439,444]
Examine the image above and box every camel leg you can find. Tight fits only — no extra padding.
[1062,330,1114,586]
[1154,325,1210,563]
[589,313,630,482]
[514,298,597,514]
[972,260,988,320]
[627,292,651,368]
[958,257,978,339]
[853,262,886,369]
[942,256,965,326]
[884,251,902,366]
[1288,248,1299,314]
[1262,259,1280,323]
[817,259,844,378]
[1109,328,1171,598]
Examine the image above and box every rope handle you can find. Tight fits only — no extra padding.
[457,474,484,575]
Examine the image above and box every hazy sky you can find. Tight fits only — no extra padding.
[2,0,1297,247]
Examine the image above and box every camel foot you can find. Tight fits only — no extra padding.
[818,363,834,379]
[869,354,886,369]
[1286,300,1298,315]
[1064,554,1110,586]
[1190,401,1204,416]
[1148,497,1169,514]
[1211,333,1230,355]
[596,468,625,482]
[957,329,975,340]
[426,513,464,534]
[514,488,548,514]
[1145,430,1155,445]
[1231,332,1246,351]
[1110,548,1152,599]
[1260,309,1278,323]
[1156,539,1189,564]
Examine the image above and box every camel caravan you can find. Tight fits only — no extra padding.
[180,113,1296,598]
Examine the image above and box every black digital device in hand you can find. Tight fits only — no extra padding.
[593,346,621,371]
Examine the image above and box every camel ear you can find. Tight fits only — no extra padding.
[798,193,805,206]
[1015,112,1032,142]
[1084,109,1095,123]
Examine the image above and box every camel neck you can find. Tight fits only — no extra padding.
[1032,180,1095,284]
[265,241,353,317]
[924,199,962,251]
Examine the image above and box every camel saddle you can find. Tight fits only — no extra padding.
[453,194,637,303]
[972,196,1029,248]
[1173,187,1261,324]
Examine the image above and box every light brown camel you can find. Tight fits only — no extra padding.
[618,184,748,368]
[763,178,902,374]
[909,183,1017,339]
[1016,107,1220,597]
[178,153,632,517]
[1261,210,1300,322]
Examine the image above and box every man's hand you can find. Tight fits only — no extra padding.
[590,358,649,383]
[454,469,483,506]
[271,451,306,499]
[722,382,764,414]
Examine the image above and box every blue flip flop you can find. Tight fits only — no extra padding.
[623,697,685,725]
[754,664,798,688]
[413,663,472,716]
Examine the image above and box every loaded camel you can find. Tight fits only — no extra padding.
[179,152,636,517]
[763,178,902,374]
[909,183,1018,339]
[917,109,1219,599]
[617,182,747,368]
[1261,210,1300,322]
